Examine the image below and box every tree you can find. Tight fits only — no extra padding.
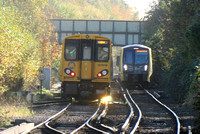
[144,0,200,102]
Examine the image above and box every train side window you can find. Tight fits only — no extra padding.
[97,46,109,61]
[65,46,77,60]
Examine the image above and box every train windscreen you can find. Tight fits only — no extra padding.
[135,50,149,65]
[65,39,79,60]
[96,40,109,61]
[97,46,109,61]
[124,50,133,64]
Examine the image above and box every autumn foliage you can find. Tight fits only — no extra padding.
[48,0,139,20]
[0,0,137,94]
[0,0,60,93]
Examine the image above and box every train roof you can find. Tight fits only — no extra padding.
[122,44,151,49]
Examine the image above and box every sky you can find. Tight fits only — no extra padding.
[124,0,158,19]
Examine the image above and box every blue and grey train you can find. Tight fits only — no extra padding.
[117,44,153,88]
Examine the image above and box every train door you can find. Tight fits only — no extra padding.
[80,40,93,79]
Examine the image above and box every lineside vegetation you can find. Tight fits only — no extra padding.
[0,0,137,128]
[143,0,200,131]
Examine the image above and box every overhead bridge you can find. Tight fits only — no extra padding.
[51,19,144,46]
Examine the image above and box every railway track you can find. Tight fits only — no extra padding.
[20,91,138,133]
[23,102,105,133]
[128,86,180,134]
[119,86,141,133]
[84,80,142,134]
[70,99,123,133]
[18,80,181,134]
[70,103,108,133]
[31,100,68,108]
[71,87,139,133]
[114,79,180,134]
[21,103,71,134]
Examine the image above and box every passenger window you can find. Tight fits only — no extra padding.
[97,46,109,61]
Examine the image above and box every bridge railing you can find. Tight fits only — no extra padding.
[50,19,144,46]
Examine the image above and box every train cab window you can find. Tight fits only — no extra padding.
[82,45,91,60]
[65,46,77,60]
[135,50,149,65]
[65,39,79,60]
[97,46,109,61]
[124,50,133,65]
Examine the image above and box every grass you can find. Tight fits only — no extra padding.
[35,87,62,102]
[0,88,61,127]
[35,88,55,101]
[0,96,33,128]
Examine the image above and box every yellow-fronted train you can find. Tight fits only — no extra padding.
[117,44,153,88]
[60,34,111,100]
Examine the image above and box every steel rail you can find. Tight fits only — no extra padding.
[70,103,109,134]
[97,102,118,133]
[121,87,134,132]
[86,120,110,134]
[144,89,181,134]
[126,89,142,134]
[45,121,65,134]
[31,102,63,108]
[21,103,71,134]
[86,102,110,134]
[33,100,66,105]
[115,79,135,132]
[97,102,108,121]
[100,123,118,132]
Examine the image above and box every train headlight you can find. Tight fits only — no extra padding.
[123,64,128,71]
[97,69,108,77]
[144,65,148,71]
[102,70,107,76]
[65,69,71,75]
[65,68,76,77]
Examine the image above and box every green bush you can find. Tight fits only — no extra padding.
[0,6,41,92]
[0,0,57,94]
[144,0,200,103]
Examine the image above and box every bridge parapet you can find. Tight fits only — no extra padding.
[51,19,144,46]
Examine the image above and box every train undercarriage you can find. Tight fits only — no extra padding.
[61,81,110,100]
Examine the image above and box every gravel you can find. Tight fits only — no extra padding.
[0,82,197,133]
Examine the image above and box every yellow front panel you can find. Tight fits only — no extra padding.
[61,61,80,82]
[92,62,111,83]
[60,34,112,83]
[119,49,124,81]
[81,61,92,79]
